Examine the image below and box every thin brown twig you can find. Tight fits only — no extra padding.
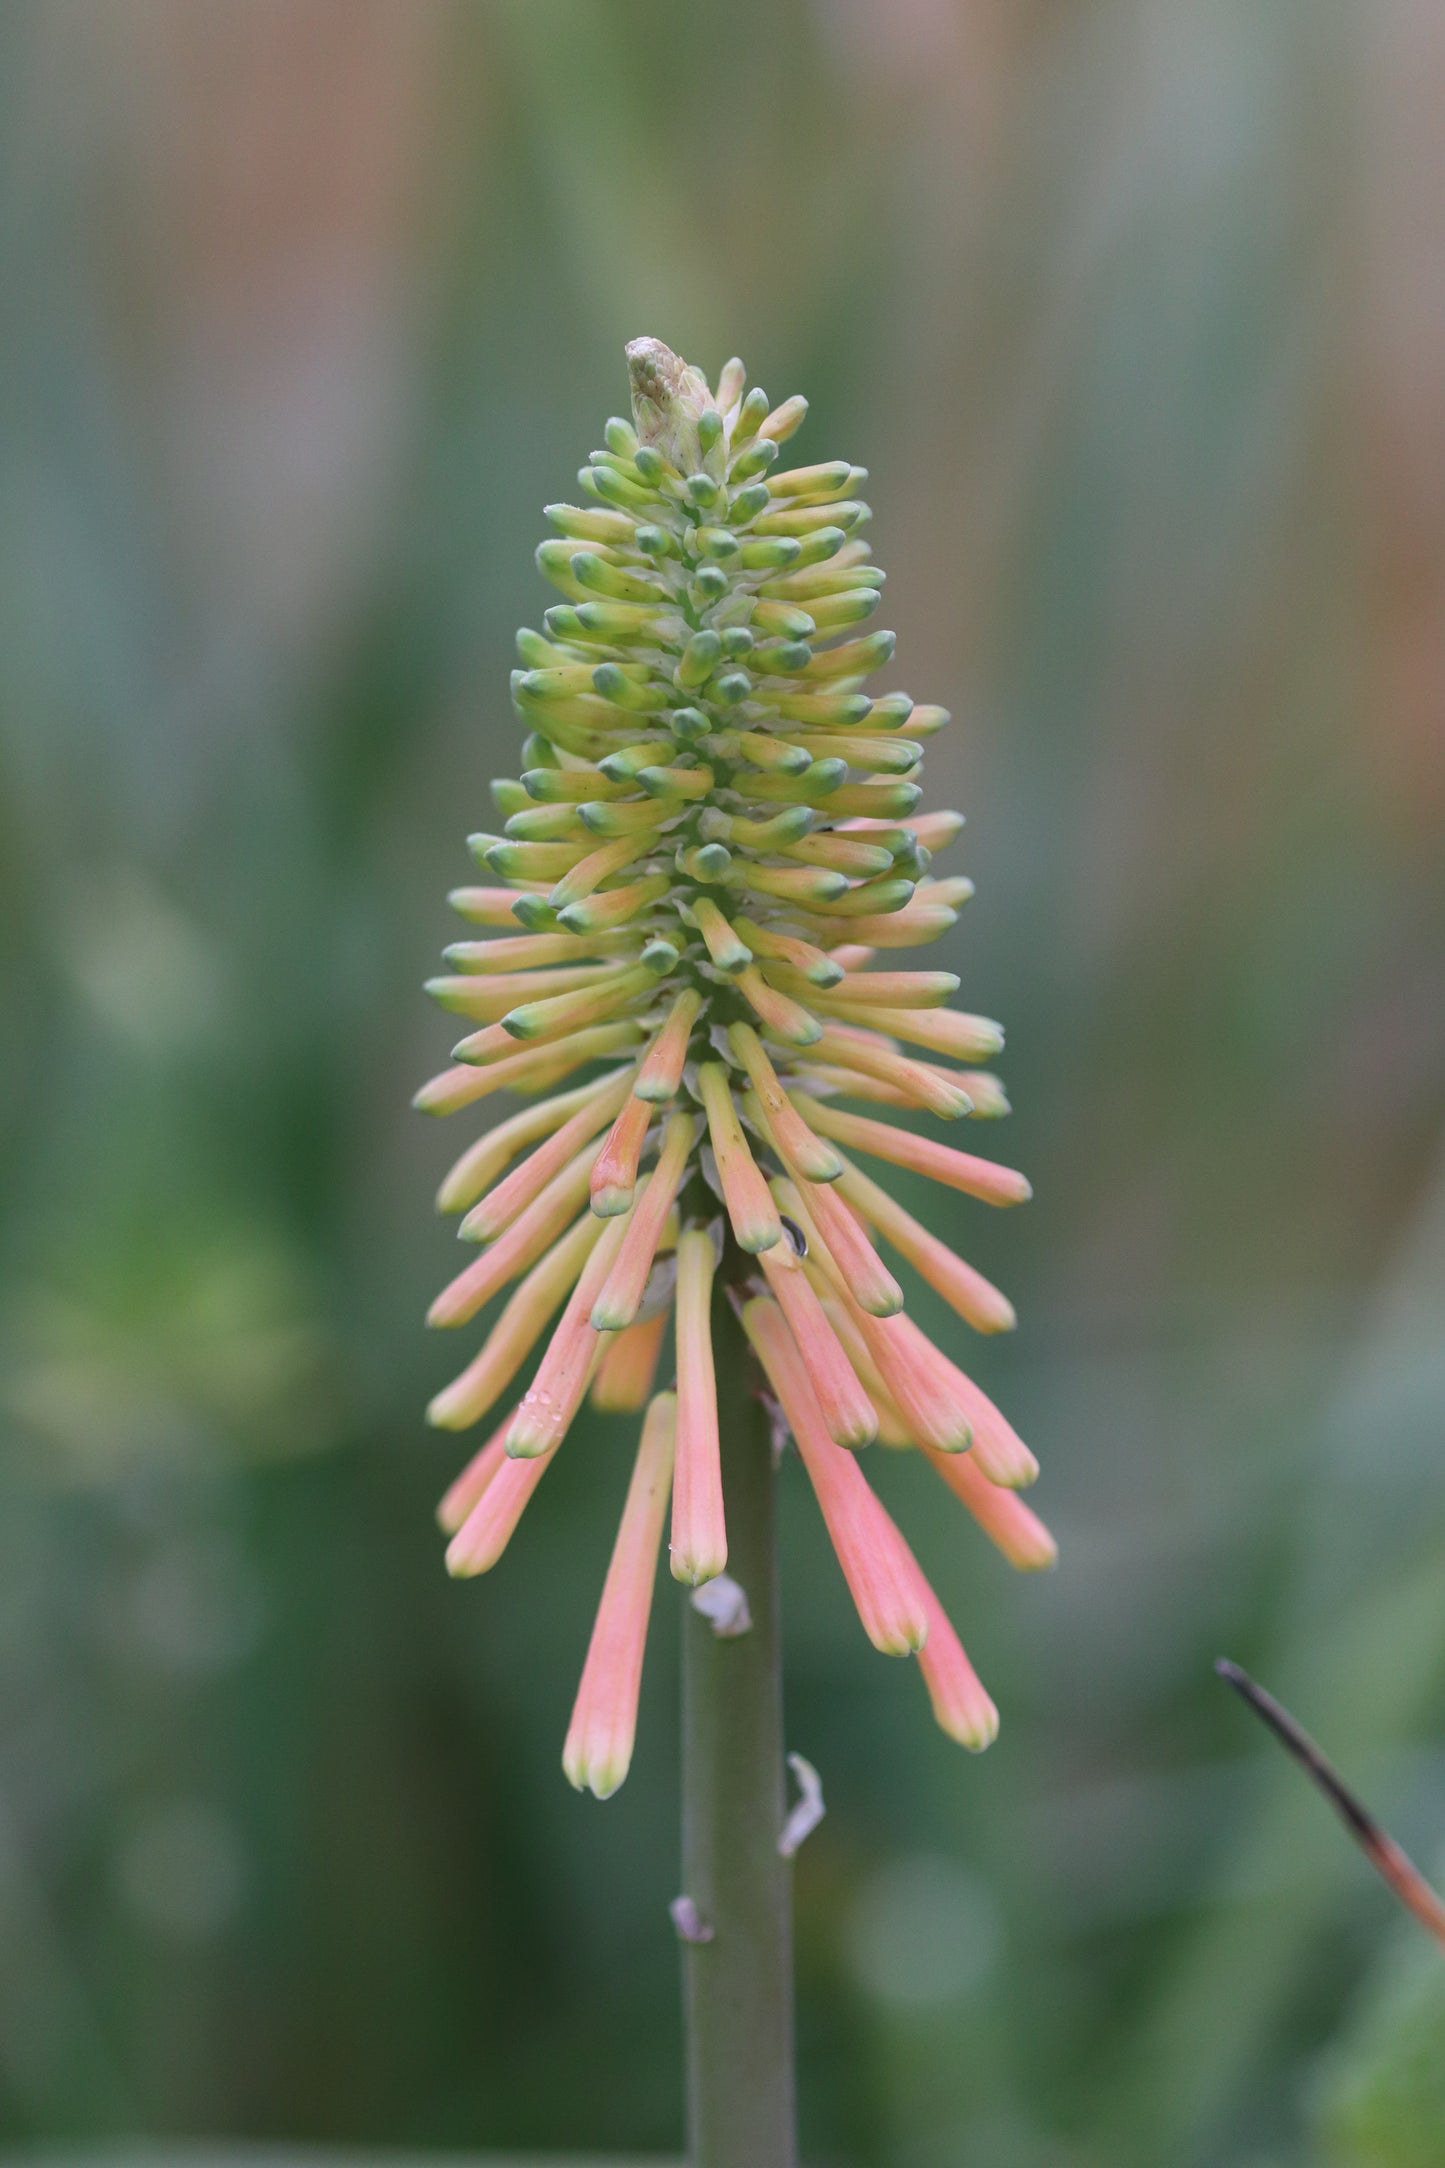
[1216,1658,1445,1951]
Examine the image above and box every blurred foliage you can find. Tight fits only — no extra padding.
[1317,1906,1445,2168]
[1,2,1443,2165]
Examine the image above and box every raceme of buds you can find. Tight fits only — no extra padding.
[418,341,1055,1798]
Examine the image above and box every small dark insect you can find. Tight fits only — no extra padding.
[1217,1658,1445,1949]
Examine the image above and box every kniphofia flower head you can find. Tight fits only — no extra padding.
[418,342,1055,1797]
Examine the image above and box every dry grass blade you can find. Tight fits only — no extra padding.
[1217,1659,1445,1951]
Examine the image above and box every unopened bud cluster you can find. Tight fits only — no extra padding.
[417,342,1054,1799]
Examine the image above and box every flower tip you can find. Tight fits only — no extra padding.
[946,1698,1000,1753]
[918,1599,1000,1746]
[987,1443,1040,1489]
[511,895,557,931]
[590,1183,635,1219]
[928,1419,974,1455]
[444,1532,482,1578]
[807,1144,846,1182]
[669,1542,728,1589]
[872,1610,929,1658]
[859,1280,905,1319]
[563,1743,630,1800]
[505,1418,553,1460]
[834,1406,880,1451]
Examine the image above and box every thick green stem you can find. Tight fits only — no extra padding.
[679,1286,797,2168]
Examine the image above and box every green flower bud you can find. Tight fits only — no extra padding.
[572,552,664,604]
[592,663,668,711]
[582,463,653,509]
[762,500,868,538]
[752,639,812,675]
[545,502,637,545]
[598,743,666,782]
[676,631,722,689]
[806,588,882,632]
[679,841,733,881]
[773,691,873,727]
[739,535,800,571]
[824,779,924,819]
[729,436,779,483]
[637,764,714,801]
[749,600,816,640]
[510,894,559,931]
[514,629,555,668]
[797,629,897,681]
[729,482,772,523]
[766,460,851,500]
[633,522,678,559]
[506,804,585,841]
[730,384,770,447]
[789,734,922,777]
[575,599,671,639]
[693,526,741,562]
[791,526,850,568]
[758,393,808,443]
[728,730,812,776]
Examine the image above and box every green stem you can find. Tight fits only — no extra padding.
[680,1283,797,2168]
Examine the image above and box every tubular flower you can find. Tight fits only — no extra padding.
[418,340,1055,1796]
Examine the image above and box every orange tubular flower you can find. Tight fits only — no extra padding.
[417,340,1055,1794]
[564,1391,678,1799]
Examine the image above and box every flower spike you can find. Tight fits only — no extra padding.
[417,338,1047,1791]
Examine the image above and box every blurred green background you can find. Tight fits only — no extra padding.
[3,3,1444,2164]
